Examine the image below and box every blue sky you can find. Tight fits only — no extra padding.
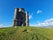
[0,0,53,27]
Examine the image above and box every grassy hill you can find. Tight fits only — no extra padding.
[0,26,53,40]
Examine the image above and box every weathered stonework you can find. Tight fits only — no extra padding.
[12,8,29,26]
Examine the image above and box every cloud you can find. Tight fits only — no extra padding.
[30,18,53,27]
[37,10,42,14]
[29,15,32,19]
[45,18,53,23]
[29,13,33,20]
[0,24,8,28]
[0,24,4,28]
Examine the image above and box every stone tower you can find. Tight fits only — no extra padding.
[13,8,29,26]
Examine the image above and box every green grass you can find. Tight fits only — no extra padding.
[0,26,53,40]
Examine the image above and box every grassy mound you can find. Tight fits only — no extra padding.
[0,27,53,40]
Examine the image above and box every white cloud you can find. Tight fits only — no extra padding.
[45,18,53,23]
[29,15,32,19]
[30,18,53,27]
[0,24,5,28]
[0,24,8,28]
[37,10,42,14]
[29,13,33,20]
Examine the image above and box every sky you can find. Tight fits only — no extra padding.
[0,0,53,27]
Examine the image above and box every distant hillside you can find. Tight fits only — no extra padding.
[0,27,53,40]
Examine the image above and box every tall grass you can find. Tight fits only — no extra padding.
[0,27,53,40]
